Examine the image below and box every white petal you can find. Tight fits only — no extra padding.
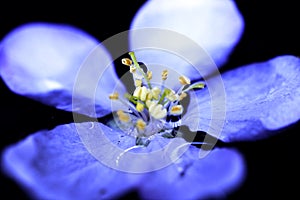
[129,0,244,79]
[0,23,124,117]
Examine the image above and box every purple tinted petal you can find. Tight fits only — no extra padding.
[0,23,122,117]
[1,123,138,200]
[220,55,300,142]
[130,0,244,78]
[184,55,300,142]
[76,118,196,173]
[139,147,245,200]
[182,87,213,133]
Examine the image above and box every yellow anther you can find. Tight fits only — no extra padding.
[170,105,183,115]
[146,92,153,100]
[117,110,130,122]
[147,70,153,80]
[133,86,142,98]
[161,69,168,80]
[135,79,142,87]
[179,75,191,85]
[179,92,187,101]
[130,66,137,73]
[166,90,178,102]
[133,86,148,101]
[121,58,132,66]
[149,103,167,119]
[151,87,161,100]
[109,92,119,100]
[136,102,144,112]
[145,100,153,108]
[136,119,146,132]
[140,86,148,101]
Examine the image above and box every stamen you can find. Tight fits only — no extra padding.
[146,92,153,100]
[178,92,187,101]
[117,110,130,122]
[136,102,144,112]
[183,82,205,92]
[133,86,149,102]
[109,92,119,100]
[121,58,132,66]
[151,87,161,100]
[161,69,168,80]
[147,70,153,80]
[166,90,178,102]
[146,99,154,108]
[149,103,167,119]
[158,88,171,104]
[128,52,152,89]
[179,75,191,85]
[140,86,148,101]
[133,86,142,98]
[135,79,142,87]
[130,66,137,73]
[136,119,146,132]
[170,105,183,115]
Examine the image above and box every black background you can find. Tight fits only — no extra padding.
[0,1,299,199]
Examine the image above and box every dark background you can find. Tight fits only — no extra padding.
[0,1,299,199]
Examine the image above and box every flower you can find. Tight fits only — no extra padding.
[1,1,300,200]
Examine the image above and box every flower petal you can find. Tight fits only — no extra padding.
[183,55,300,142]
[138,147,245,200]
[129,0,244,79]
[0,23,123,117]
[1,123,138,200]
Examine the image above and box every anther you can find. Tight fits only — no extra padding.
[161,69,168,80]
[121,58,132,66]
[149,103,167,119]
[147,71,153,80]
[135,79,142,87]
[166,90,178,102]
[136,119,146,132]
[151,87,161,100]
[117,110,130,122]
[179,75,191,85]
[140,86,148,101]
[179,92,187,101]
[136,102,144,112]
[109,92,119,100]
[130,66,136,73]
[170,105,183,115]
[133,86,142,98]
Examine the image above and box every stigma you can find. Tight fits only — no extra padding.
[109,51,205,146]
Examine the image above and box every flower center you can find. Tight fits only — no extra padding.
[109,51,205,146]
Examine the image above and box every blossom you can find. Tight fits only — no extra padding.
[1,1,300,200]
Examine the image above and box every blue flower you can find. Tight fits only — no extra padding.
[1,1,299,200]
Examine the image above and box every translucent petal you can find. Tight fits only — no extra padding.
[75,119,195,173]
[139,147,245,200]
[183,55,300,142]
[0,23,123,117]
[129,0,244,79]
[1,123,138,200]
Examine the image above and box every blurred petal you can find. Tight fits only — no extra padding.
[2,121,246,199]
[183,55,300,142]
[139,147,245,200]
[1,123,138,200]
[0,23,123,117]
[129,0,244,79]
